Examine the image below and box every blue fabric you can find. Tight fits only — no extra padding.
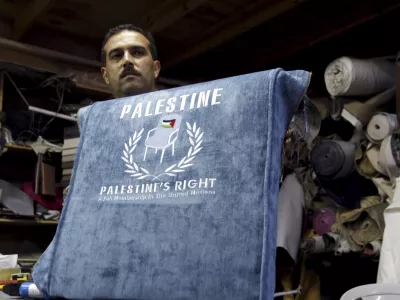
[33,69,310,300]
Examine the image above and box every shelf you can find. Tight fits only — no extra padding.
[0,218,58,225]
[4,144,33,151]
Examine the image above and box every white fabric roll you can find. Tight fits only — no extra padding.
[367,113,398,144]
[372,177,394,203]
[379,135,400,181]
[377,177,400,284]
[277,173,304,262]
[324,57,395,96]
[378,136,391,177]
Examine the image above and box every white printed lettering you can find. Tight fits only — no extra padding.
[180,94,190,111]
[197,90,211,108]
[211,88,223,105]
[166,97,176,113]
[127,185,133,194]
[145,101,153,116]
[189,93,197,110]
[188,180,197,189]
[198,178,208,189]
[100,186,106,195]
[155,99,165,115]
[209,178,217,188]
[107,186,113,195]
[131,103,142,119]
[120,105,131,119]
[175,181,183,190]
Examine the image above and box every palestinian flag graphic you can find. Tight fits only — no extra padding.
[161,119,176,128]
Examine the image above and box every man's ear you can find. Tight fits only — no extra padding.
[153,60,161,79]
[101,67,109,84]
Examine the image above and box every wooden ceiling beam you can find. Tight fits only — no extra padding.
[163,0,309,69]
[12,0,54,40]
[242,1,400,72]
[0,36,109,93]
[205,1,237,15]
[0,37,189,94]
[141,0,207,32]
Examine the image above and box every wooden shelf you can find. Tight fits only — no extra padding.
[4,144,33,151]
[0,218,58,225]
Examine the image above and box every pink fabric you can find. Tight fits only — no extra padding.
[21,182,63,211]
[313,208,336,235]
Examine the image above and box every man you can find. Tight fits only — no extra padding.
[101,24,161,98]
[63,25,160,200]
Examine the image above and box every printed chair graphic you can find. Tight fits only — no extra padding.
[143,114,182,163]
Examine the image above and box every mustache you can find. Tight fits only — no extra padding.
[120,66,141,78]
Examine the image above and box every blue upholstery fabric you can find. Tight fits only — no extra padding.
[33,69,310,300]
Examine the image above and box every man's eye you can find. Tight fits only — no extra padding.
[133,50,144,56]
[111,53,122,60]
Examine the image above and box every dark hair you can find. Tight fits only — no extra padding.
[101,24,158,64]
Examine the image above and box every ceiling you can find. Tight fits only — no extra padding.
[0,0,398,91]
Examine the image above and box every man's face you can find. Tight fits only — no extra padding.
[101,30,161,98]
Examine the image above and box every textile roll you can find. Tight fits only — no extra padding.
[366,113,398,144]
[332,201,388,252]
[366,143,387,175]
[313,208,336,235]
[32,69,311,300]
[316,171,378,209]
[301,233,339,254]
[378,134,400,180]
[355,142,379,178]
[348,203,388,249]
[372,177,394,202]
[310,140,356,180]
[324,56,395,96]
[342,87,396,126]
[363,240,381,258]
[378,177,400,284]
[277,173,304,263]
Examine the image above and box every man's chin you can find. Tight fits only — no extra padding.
[120,82,146,97]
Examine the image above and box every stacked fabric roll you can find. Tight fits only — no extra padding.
[276,55,399,297]
[61,137,79,185]
[324,56,396,97]
[366,113,398,144]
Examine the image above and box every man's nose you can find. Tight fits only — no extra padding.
[122,51,134,66]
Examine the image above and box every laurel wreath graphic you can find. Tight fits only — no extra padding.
[121,122,203,180]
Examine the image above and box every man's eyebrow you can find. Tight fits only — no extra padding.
[108,45,147,56]
[108,48,122,56]
[130,45,147,52]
